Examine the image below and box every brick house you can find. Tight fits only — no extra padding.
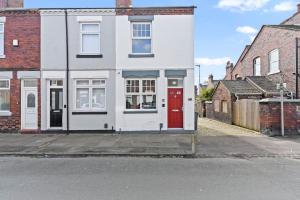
[0,0,40,132]
[225,4,300,98]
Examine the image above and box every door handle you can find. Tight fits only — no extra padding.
[53,110,60,113]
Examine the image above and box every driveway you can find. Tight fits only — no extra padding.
[197,118,300,158]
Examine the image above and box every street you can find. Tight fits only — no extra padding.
[0,157,300,200]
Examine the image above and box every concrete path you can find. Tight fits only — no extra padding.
[0,133,194,157]
[197,118,300,158]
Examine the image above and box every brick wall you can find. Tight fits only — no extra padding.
[260,100,300,136]
[211,82,233,124]
[116,7,195,15]
[205,101,213,119]
[235,26,300,95]
[0,10,40,133]
[0,0,23,8]
[0,10,40,70]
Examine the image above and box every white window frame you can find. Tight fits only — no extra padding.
[254,57,261,76]
[80,23,101,55]
[0,79,10,112]
[74,79,106,111]
[125,79,157,111]
[0,23,5,58]
[131,22,152,55]
[268,49,280,74]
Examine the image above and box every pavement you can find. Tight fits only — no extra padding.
[0,157,300,200]
[197,118,300,158]
[0,118,300,157]
[0,133,194,157]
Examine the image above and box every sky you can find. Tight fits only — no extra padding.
[25,0,298,85]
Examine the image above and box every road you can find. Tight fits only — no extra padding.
[0,157,300,200]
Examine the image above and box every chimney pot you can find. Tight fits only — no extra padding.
[116,0,132,8]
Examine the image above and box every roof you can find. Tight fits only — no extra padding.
[220,80,262,95]
[246,76,279,94]
[281,10,300,25]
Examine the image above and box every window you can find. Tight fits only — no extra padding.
[269,49,279,74]
[132,22,152,54]
[168,79,183,88]
[221,100,228,113]
[75,79,106,111]
[214,100,219,112]
[126,79,156,110]
[80,23,100,54]
[0,80,9,112]
[0,23,4,56]
[253,57,261,76]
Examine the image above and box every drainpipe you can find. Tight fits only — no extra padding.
[296,38,299,99]
[65,9,70,134]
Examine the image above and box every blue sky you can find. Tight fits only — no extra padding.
[25,0,298,84]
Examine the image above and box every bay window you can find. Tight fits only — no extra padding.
[132,22,152,54]
[126,79,156,110]
[75,79,106,111]
[80,23,100,54]
[0,80,10,112]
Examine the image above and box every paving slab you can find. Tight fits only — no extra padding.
[0,133,194,157]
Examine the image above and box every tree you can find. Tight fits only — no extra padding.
[199,88,214,101]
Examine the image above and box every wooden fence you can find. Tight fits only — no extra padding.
[232,99,260,131]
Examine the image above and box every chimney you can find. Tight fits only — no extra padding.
[0,0,23,8]
[298,4,300,12]
[116,0,132,8]
[226,61,233,80]
[208,74,213,84]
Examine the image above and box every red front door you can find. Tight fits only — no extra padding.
[168,88,183,129]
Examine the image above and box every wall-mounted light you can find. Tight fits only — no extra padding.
[13,39,19,47]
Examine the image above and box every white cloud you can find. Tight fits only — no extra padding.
[218,0,270,11]
[273,1,295,12]
[236,26,258,34]
[195,57,231,66]
[236,26,258,42]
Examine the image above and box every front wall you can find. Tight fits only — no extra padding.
[116,15,194,69]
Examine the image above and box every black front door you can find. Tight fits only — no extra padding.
[50,88,63,127]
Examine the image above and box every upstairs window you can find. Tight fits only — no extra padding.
[132,22,152,54]
[0,80,10,112]
[269,49,279,74]
[80,23,100,54]
[0,23,4,56]
[253,57,261,76]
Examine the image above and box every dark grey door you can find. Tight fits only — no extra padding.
[50,88,63,127]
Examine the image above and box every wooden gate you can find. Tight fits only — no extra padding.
[233,99,260,131]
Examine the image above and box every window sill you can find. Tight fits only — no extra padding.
[0,111,12,116]
[128,53,155,58]
[123,110,158,114]
[0,55,6,59]
[268,70,280,75]
[76,54,103,58]
[72,111,107,115]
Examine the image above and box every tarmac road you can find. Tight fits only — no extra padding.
[0,157,300,200]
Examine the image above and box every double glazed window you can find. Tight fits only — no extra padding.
[0,23,4,56]
[80,23,100,54]
[269,49,279,74]
[125,79,156,110]
[132,23,152,54]
[75,79,106,111]
[0,80,9,112]
[253,57,261,76]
